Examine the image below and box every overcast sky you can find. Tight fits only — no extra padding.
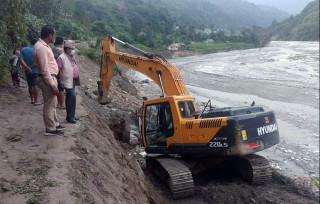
[245,0,315,14]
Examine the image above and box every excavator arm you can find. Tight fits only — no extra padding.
[98,35,189,104]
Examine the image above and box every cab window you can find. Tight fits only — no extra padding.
[144,102,174,146]
[178,101,195,118]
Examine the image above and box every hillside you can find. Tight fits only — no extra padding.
[245,0,314,14]
[64,0,288,31]
[268,0,319,41]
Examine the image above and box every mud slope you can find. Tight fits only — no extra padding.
[69,55,166,204]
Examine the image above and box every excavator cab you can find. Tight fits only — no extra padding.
[144,101,174,147]
[141,95,201,154]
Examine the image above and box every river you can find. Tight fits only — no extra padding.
[132,41,319,178]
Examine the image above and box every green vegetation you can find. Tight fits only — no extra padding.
[187,42,255,51]
[269,0,319,41]
[78,48,101,61]
[310,176,320,190]
[0,0,29,82]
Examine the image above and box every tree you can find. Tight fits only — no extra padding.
[253,26,271,48]
[29,0,64,24]
[257,31,271,48]
[91,21,113,37]
[0,0,29,82]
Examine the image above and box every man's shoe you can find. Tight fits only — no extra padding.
[56,125,65,131]
[66,117,79,121]
[44,129,64,136]
[67,118,77,124]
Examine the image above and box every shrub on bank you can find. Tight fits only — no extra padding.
[186,42,255,52]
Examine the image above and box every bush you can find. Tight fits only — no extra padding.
[0,21,11,82]
[78,48,101,61]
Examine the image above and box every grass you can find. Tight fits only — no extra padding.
[186,42,255,51]
[10,158,56,204]
[310,176,320,190]
[132,43,150,50]
[78,48,122,75]
[78,48,101,61]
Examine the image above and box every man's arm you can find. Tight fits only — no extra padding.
[19,50,32,72]
[19,58,32,72]
[56,57,63,70]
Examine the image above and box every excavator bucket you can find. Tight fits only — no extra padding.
[97,85,112,104]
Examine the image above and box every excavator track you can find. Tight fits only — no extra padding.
[146,156,194,199]
[241,154,272,185]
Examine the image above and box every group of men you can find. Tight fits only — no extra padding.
[13,25,80,136]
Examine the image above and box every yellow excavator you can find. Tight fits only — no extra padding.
[98,36,280,199]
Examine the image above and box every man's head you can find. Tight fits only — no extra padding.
[40,25,56,43]
[54,36,64,47]
[30,38,37,46]
[64,40,76,55]
[13,49,20,56]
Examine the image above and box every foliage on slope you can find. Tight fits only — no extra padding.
[269,0,319,41]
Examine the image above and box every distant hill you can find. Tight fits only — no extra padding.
[64,0,288,31]
[26,0,290,47]
[268,0,319,41]
[245,0,314,14]
[153,0,289,29]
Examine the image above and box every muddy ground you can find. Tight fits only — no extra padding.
[0,54,318,204]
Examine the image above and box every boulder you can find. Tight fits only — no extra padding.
[76,42,89,51]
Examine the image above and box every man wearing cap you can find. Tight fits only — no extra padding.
[52,36,65,109]
[57,40,80,124]
[34,25,65,136]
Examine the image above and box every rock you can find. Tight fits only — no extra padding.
[2,183,11,191]
[130,130,140,138]
[139,151,147,158]
[85,91,99,100]
[92,90,99,96]
[130,125,139,132]
[92,178,102,187]
[5,135,21,142]
[76,42,89,51]
[129,134,139,145]
[140,79,149,84]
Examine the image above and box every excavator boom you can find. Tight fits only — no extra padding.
[98,36,189,104]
